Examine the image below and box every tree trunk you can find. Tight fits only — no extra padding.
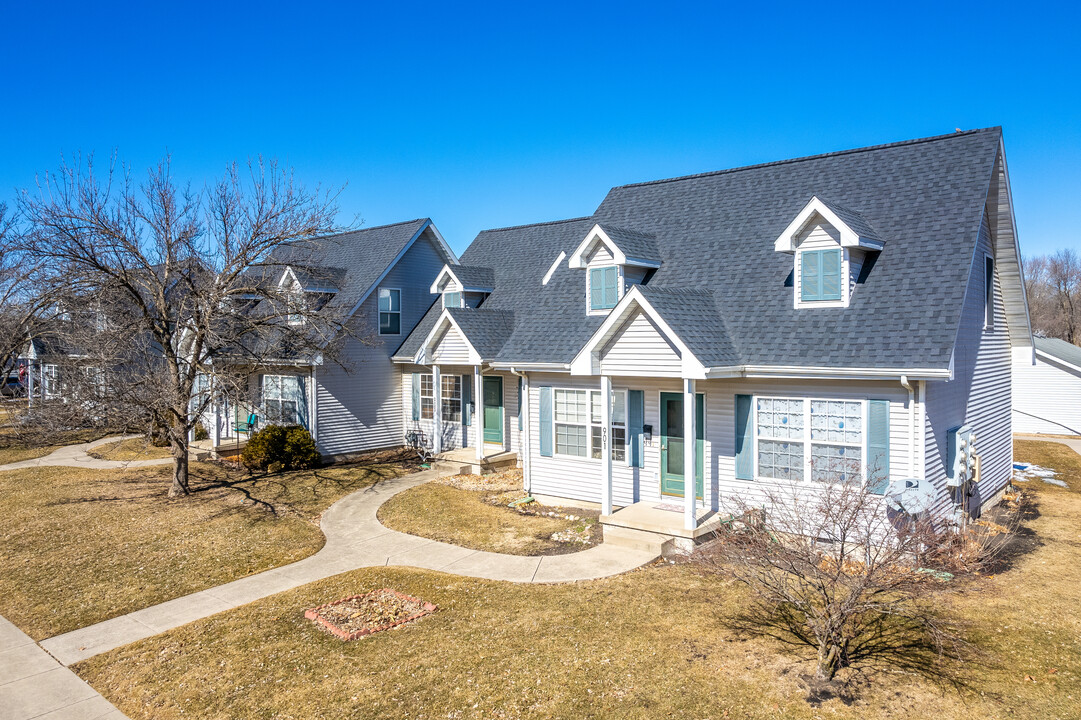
[168,439,190,497]
[816,641,842,681]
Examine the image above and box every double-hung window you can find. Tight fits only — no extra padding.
[443,291,462,309]
[43,364,59,399]
[553,388,626,460]
[418,373,461,422]
[589,266,619,311]
[755,397,863,485]
[378,288,401,335]
[800,249,842,302]
[264,375,300,425]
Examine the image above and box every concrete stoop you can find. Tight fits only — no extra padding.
[432,450,518,477]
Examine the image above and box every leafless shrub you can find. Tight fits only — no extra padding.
[693,481,1013,684]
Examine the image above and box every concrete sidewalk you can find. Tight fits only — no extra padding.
[0,435,174,473]
[1015,433,1081,457]
[41,469,657,666]
[0,615,126,720]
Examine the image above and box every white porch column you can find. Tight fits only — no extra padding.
[683,377,697,531]
[520,372,530,493]
[600,374,613,516]
[474,365,483,461]
[432,364,443,454]
[26,361,34,408]
[211,387,221,448]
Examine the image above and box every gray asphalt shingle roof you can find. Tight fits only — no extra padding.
[272,219,436,314]
[448,265,496,290]
[815,196,882,246]
[1035,336,1081,370]
[400,128,1004,371]
[599,225,662,264]
[447,308,515,357]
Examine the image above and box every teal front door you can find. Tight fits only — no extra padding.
[483,376,504,444]
[660,392,704,499]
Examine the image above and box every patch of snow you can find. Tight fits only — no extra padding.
[1013,463,1068,488]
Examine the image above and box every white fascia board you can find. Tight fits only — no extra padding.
[568,224,627,269]
[542,251,566,286]
[569,285,707,379]
[419,310,482,365]
[1035,349,1081,375]
[429,265,459,294]
[278,266,300,290]
[774,196,882,253]
[997,139,1035,349]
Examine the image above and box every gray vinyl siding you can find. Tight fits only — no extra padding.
[1012,353,1081,435]
[924,211,1013,513]
[401,366,521,453]
[599,310,682,377]
[313,232,446,457]
[525,373,915,510]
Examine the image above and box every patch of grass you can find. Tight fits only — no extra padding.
[87,437,174,461]
[0,444,58,464]
[378,482,596,555]
[75,441,1081,719]
[0,455,415,639]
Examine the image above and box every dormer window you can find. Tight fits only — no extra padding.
[570,223,662,316]
[774,196,883,310]
[799,248,842,302]
[443,291,463,309]
[589,266,619,311]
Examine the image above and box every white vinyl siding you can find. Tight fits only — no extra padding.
[924,209,1012,513]
[1012,351,1081,435]
[525,374,914,511]
[401,367,522,454]
[599,310,682,377]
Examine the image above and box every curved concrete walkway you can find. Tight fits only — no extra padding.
[0,435,174,473]
[1015,433,1081,457]
[40,469,657,666]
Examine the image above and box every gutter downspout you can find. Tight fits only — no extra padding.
[510,367,530,495]
[900,375,915,479]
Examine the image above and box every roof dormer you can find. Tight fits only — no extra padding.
[774,197,881,309]
[569,223,661,316]
[430,264,495,309]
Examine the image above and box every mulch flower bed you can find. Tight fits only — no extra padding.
[305,589,437,640]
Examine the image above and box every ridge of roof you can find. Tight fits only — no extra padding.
[613,127,1003,190]
[1035,336,1081,369]
[306,218,430,242]
[479,216,593,234]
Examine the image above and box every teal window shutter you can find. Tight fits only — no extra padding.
[517,376,523,431]
[295,375,309,430]
[462,374,472,426]
[411,372,420,421]
[589,266,618,310]
[735,394,753,480]
[538,386,553,457]
[867,399,890,494]
[801,249,842,302]
[695,393,705,485]
[628,390,644,468]
[821,249,841,300]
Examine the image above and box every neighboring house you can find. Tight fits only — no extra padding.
[1012,337,1081,435]
[393,128,1030,547]
[18,335,70,401]
[207,219,457,459]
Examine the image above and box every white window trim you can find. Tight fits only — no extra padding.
[586,264,624,316]
[263,374,301,425]
[984,252,995,330]
[751,395,870,487]
[418,373,462,423]
[794,246,850,310]
[43,364,59,399]
[378,287,402,336]
[551,386,629,463]
[443,291,464,309]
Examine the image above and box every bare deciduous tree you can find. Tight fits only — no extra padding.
[1025,249,1081,344]
[15,155,355,496]
[0,203,45,376]
[693,481,1010,684]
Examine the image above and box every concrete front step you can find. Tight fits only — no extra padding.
[601,524,674,555]
[432,453,518,477]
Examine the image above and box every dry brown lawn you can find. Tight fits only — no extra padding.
[378,482,597,555]
[0,453,417,639]
[75,441,1081,719]
[87,437,174,461]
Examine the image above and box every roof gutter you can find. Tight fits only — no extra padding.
[488,361,571,372]
[704,364,951,381]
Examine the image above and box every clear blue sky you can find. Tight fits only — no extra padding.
[2,1,1078,257]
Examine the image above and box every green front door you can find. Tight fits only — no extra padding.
[660,392,704,498]
[483,376,503,444]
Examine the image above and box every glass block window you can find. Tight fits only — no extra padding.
[754,396,867,485]
[811,444,862,485]
[809,399,863,484]
[757,439,804,482]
